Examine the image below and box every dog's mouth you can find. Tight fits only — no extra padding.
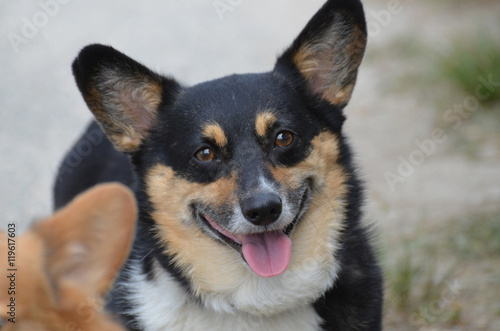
[197,187,310,278]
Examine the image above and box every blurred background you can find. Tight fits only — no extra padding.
[1,0,499,329]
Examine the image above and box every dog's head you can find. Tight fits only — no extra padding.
[72,0,366,314]
[0,184,136,330]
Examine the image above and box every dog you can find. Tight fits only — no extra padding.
[54,0,383,329]
[0,183,137,331]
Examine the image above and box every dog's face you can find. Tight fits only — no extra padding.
[72,0,367,314]
[145,74,326,279]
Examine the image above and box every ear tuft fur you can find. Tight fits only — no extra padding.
[275,0,367,107]
[72,44,180,152]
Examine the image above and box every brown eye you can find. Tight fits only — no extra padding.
[195,148,215,162]
[275,131,294,147]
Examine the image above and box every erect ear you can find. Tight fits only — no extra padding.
[275,0,367,107]
[36,183,137,297]
[72,44,181,153]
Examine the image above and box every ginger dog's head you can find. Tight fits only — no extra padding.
[0,184,137,331]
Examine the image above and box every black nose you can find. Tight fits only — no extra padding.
[241,193,282,226]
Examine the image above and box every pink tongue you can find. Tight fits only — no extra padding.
[241,231,291,277]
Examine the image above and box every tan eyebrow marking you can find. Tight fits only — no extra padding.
[255,112,277,138]
[202,123,228,148]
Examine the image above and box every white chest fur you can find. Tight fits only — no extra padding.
[126,261,323,331]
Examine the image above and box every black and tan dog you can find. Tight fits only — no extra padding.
[55,0,383,329]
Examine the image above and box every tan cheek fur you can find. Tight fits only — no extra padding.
[147,166,247,294]
[271,131,348,274]
[147,131,347,296]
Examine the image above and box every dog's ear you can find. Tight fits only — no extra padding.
[275,0,367,107]
[72,44,181,153]
[36,183,137,297]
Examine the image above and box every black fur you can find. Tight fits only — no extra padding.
[55,1,383,330]
[313,136,383,330]
[53,121,136,210]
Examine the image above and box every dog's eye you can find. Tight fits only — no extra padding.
[195,148,215,162]
[275,131,294,147]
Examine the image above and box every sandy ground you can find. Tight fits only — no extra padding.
[1,0,499,329]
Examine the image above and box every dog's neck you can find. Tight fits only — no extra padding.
[122,258,324,331]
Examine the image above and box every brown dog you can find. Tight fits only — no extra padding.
[0,183,137,331]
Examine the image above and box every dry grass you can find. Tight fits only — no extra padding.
[362,3,500,328]
[382,211,500,329]
[437,32,500,105]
